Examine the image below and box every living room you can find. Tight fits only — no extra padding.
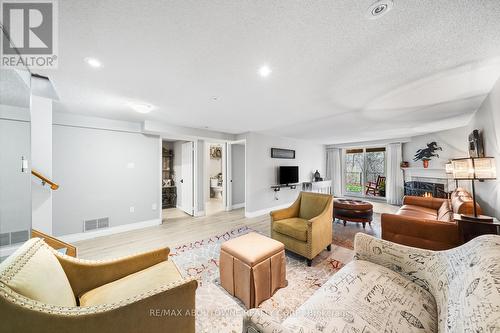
[1,1,499,332]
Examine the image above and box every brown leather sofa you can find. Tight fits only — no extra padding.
[381,188,481,250]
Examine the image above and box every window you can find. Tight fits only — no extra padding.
[344,147,386,197]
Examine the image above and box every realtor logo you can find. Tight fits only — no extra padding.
[1,0,58,68]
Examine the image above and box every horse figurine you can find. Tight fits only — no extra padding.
[413,142,442,161]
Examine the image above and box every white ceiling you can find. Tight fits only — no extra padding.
[35,0,500,144]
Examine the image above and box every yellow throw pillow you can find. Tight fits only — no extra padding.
[0,238,76,307]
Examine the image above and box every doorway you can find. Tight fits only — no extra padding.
[205,142,224,215]
[162,139,195,221]
[343,147,386,198]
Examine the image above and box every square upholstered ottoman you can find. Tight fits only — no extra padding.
[219,232,287,308]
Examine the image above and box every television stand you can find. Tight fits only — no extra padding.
[270,183,300,192]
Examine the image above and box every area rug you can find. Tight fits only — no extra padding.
[170,226,354,333]
[332,212,381,249]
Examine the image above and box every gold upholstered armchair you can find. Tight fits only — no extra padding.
[0,238,197,333]
[271,192,334,266]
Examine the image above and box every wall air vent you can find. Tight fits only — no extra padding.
[366,0,394,19]
[84,217,110,232]
[0,233,10,246]
[0,230,30,246]
[97,217,109,229]
[10,230,29,244]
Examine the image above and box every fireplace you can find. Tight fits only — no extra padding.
[404,181,447,198]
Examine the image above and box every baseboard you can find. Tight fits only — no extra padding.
[231,203,245,209]
[59,219,162,243]
[245,202,293,218]
[194,210,205,217]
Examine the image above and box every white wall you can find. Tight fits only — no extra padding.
[402,127,469,169]
[52,125,160,236]
[31,96,53,234]
[244,132,325,215]
[468,78,500,219]
[231,143,245,206]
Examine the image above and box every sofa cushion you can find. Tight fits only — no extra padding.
[282,260,438,333]
[298,192,330,220]
[400,204,438,216]
[79,259,182,306]
[0,238,76,307]
[272,218,308,242]
[437,200,454,222]
[396,208,437,220]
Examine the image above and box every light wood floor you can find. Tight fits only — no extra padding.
[75,201,398,260]
[75,208,269,260]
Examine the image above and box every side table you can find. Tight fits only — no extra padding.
[456,215,500,244]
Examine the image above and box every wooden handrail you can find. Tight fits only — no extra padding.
[31,169,59,190]
[31,229,76,257]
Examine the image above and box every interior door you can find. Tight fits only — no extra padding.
[180,141,194,215]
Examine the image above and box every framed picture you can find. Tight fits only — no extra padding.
[271,148,295,159]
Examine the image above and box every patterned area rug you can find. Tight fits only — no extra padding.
[332,212,381,249]
[170,226,354,333]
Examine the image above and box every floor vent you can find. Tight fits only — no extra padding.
[84,218,109,232]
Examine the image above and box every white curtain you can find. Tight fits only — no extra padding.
[386,143,403,205]
[326,148,342,197]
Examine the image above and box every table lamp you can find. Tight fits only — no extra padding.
[451,157,496,222]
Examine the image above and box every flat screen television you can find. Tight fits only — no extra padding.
[279,166,299,185]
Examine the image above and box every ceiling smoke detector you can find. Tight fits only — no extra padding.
[366,0,394,19]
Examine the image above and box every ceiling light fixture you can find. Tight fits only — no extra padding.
[258,65,272,78]
[366,0,394,19]
[129,102,154,114]
[84,57,102,68]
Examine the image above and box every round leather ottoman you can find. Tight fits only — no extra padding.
[334,198,373,228]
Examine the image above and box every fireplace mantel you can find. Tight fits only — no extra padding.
[401,167,447,180]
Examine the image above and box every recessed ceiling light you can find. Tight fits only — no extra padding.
[258,65,272,78]
[366,0,394,19]
[129,102,154,114]
[84,57,102,68]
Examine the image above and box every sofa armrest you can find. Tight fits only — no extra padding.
[270,197,300,221]
[242,309,290,333]
[0,277,197,333]
[402,195,447,210]
[54,247,170,296]
[381,213,460,250]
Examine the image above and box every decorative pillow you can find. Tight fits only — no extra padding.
[0,238,76,306]
[437,200,454,222]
